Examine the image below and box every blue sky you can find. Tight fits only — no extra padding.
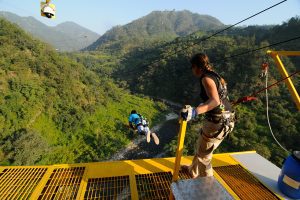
[0,0,299,34]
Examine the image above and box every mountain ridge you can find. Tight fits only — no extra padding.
[87,10,224,51]
[0,11,100,51]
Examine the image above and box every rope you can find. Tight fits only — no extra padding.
[265,71,289,152]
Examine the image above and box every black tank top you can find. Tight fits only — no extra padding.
[199,71,232,114]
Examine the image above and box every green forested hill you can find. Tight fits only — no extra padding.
[0,18,166,166]
[0,11,100,51]
[112,17,300,166]
[87,10,224,52]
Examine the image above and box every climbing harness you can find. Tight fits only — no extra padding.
[199,71,236,137]
[204,110,236,138]
[136,114,149,127]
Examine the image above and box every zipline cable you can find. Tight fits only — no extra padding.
[123,23,300,77]
[216,36,300,62]
[122,0,288,75]
[124,35,300,83]
[125,18,300,77]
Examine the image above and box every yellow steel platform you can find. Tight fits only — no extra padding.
[0,151,283,199]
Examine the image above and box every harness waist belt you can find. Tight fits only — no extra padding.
[205,111,235,123]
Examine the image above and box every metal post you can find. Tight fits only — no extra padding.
[171,119,188,182]
[169,119,188,200]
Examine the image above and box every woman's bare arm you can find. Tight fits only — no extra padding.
[195,76,220,114]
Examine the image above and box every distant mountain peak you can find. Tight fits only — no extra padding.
[0,11,100,51]
[87,10,224,51]
[55,21,82,27]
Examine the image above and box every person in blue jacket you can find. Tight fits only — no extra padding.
[128,110,159,145]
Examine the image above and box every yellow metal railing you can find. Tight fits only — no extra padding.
[169,119,187,200]
[267,50,300,110]
[171,119,187,182]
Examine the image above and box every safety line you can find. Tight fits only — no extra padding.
[265,71,289,152]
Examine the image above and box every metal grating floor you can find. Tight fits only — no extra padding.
[135,171,191,200]
[0,154,282,199]
[178,170,192,180]
[214,165,279,200]
[0,168,47,199]
[38,167,85,200]
[84,176,131,200]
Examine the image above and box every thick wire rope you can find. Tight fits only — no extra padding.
[124,35,300,85]
[265,71,289,152]
[217,36,300,62]
[122,0,288,75]
[122,29,300,77]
